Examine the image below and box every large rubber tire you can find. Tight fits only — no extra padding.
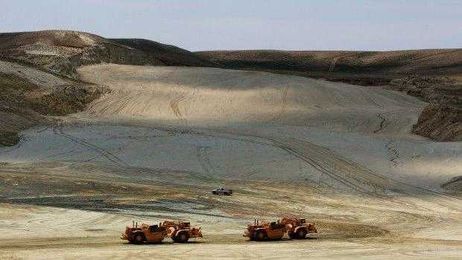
[296,228,307,239]
[133,233,145,244]
[174,231,189,243]
[254,230,267,241]
[288,232,296,239]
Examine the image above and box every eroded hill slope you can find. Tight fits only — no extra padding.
[0,30,214,79]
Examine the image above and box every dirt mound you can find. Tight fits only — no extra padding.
[78,64,424,135]
[0,30,214,78]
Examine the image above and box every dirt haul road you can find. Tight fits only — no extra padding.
[0,64,461,259]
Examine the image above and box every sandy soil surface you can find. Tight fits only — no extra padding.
[0,64,461,259]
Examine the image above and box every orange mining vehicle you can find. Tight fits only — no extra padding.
[280,217,317,239]
[162,220,203,243]
[244,219,287,241]
[121,221,168,244]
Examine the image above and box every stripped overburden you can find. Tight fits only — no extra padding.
[198,49,462,141]
[0,30,462,259]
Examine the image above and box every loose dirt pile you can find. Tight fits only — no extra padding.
[77,64,425,134]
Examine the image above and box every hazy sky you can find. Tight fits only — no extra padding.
[1,0,461,51]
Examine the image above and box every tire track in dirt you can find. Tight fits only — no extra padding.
[145,125,462,209]
[386,140,400,167]
[374,113,387,133]
[214,130,389,194]
[196,145,216,179]
[46,122,461,210]
[52,125,129,167]
[267,137,388,194]
[0,236,118,250]
[146,125,388,194]
[170,93,187,119]
[266,135,462,209]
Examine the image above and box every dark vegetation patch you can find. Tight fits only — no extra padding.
[28,85,107,116]
[412,104,462,141]
[0,72,36,106]
[441,176,462,194]
[389,76,462,106]
[0,72,106,116]
[197,49,462,76]
[388,76,462,141]
[0,131,19,146]
[0,72,106,146]
[110,38,216,67]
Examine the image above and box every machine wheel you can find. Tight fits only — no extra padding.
[133,233,146,244]
[174,231,189,243]
[296,228,307,239]
[288,232,296,239]
[254,230,267,241]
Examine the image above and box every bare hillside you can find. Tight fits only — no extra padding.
[0,30,217,146]
[110,38,218,67]
[0,30,214,79]
[197,49,462,82]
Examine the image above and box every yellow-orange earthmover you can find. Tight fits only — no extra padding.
[162,220,203,243]
[280,217,317,239]
[121,221,167,244]
[244,219,286,241]
[244,217,317,241]
[122,220,202,244]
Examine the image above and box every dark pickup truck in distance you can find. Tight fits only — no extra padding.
[212,188,233,196]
